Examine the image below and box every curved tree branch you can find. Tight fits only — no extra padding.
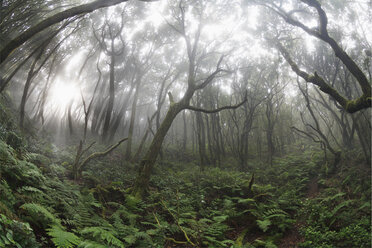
[186,95,247,114]
[277,42,370,113]
[0,0,156,65]
[78,137,128,174]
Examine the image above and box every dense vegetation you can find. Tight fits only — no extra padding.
[0,93,370,247]
[0,0,371,247]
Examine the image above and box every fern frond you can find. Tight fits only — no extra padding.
[264,208,289,218]
[257,219,271,232]
[78,240,107,248]
[47,225,81,248]
[20,203,61,228]
[81,227,124,248]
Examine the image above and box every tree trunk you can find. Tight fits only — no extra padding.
[108,81,135,142]
[20,49,43,129]
[205,114,215,166]
[93,76,109,136]
[101,51,115,142]
[182,110,187,150]
[132,124,151,163]
[354,114,371,164]
[132,103,182,198]
[67,103,74,135]
[196,110,209,169]
[125,79,141,160]
[265,99,275,167]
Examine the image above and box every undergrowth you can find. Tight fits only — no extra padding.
[0,98,370,247]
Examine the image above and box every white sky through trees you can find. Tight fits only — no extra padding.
[8,0,370,124]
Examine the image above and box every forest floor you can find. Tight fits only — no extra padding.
[277,179,319,248]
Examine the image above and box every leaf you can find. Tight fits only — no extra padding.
[257,219,271,232]
[78,240,107,248]
[321,192,345,203]
[235,228,249,246]
[237,198,255,204]
[47,225,81,248]
[330,200,353,217]
[358,202,370,211]
[20,203,61,228]
[81,227,124,248]
[212,215,228,222]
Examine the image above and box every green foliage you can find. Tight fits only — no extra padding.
[6,131,23,151]
[0,214,39,248]
[78,240,107,248]
[47,225,81,248]
[80,227,125,248]
[0,107,369,248]
[20,203,61,228]
[257,219,271,232]
[297,166,371,248]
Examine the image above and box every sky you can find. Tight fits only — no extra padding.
[36,0,371,122]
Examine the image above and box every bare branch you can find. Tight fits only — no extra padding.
[186,94,247,114]
[277,42,370,113]
[0,0,157,64]
[266,0,371,106]
[195,55,228,90]
[79,137,128,172]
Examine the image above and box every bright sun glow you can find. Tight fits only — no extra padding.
[49,79,79,111]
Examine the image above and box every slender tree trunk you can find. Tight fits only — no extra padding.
[266,100,275,167]
[125,79,141,160]
[196,110,209,169]
[108,82,135,142]
[257,133,262,161]
[20,49,43,129]
[216,114,225,156]
[354,115,371,164]
[132,103,182,198]
[101,51,115,142]
[67,102,74,135]
[132,125,150,163]
[182,110,187,150]
[192,115,196,154]
[205,114,215,166]
[91,77,108,136]
[211,114,221,167]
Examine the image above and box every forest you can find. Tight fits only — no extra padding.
[0,0,371,247]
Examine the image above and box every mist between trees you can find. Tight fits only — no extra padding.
[0,0,371,247]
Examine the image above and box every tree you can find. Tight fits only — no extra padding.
[125,47,155,160]
[258,0,371,113]
[0,0,155,65]
[292,81,341,173]
[19,21,79,129]
[131,1,246,198]
[93,13,126,142]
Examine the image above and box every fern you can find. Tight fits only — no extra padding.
[212,215,229,222]
[110,205,139,226]
[78,240,107,248]
[257,219,271,232]
[81,227,125,248]
[124,234,137,245]
[329,200,354,226]
[237,197,255,204]
[264,208,288,217]
[20,203,61,228]
[47,225,81,248]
